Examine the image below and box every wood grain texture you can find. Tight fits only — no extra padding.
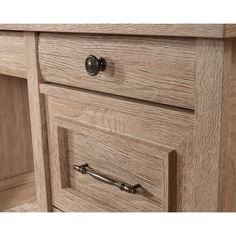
[24,32,52,211]
[0,31,26,78]
[0,24,234,212]
[42,84,193,212]
[225,24,236,38]
[39,33,195,109]
[53,207,63,212]
[175,135,193,211]
[0,75,33,180]
[190,39,231,211]
[192,38,236,212]
[0,24,227,38]
[0,174,36,212]
[40,84,194,149]
[218,38,236,211]
[0,171,34,192]
[4,201,38,212]
[53,119,176,212]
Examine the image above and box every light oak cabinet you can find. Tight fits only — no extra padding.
[0,32,35,211]
[42,85,193,212]
[0,25,236,212]
[38,34,195,109]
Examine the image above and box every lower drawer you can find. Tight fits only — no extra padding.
[42,84,193,212]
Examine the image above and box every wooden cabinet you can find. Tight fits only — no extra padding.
[1,25,236,212]
[0,30,35,212]
[42,84,194,212]
[37,31,197,212]
[0,65,35,211]
[38,34,195,109]
[37,30,236,212]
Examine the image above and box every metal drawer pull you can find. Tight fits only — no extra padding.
[73,163,141,194]
[85,55,106,76]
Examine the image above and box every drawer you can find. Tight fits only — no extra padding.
[0,31,26,78]
[41,84,194,212]
[39,33,196,109]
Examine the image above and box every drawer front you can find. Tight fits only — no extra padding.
[39,33,196,109]
[0,32,26,78]
[42,84,194,212]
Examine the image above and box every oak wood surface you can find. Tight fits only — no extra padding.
[38,33,195,109]
[0,24,228,38]
[190,39,233,211]
[53,207,63,212]
[0,173,36,211]
[0,171,34,192]
[40,83,194,149]
[24,32,52,212]
[38,31,236,212]
[175,135,193,211]
[0,24,234,212]
[42,84,193,211]
[224,25,236,38]
[218,38,236,211]
[0,31,26,78]
[0,74,33,180]
[0,182,36,211]
[52,118,176,212]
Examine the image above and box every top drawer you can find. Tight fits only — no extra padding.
[38,33,196,109]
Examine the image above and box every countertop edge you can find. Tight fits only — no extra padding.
[0,24,232,38]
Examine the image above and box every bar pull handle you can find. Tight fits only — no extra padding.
[73,163,141,194]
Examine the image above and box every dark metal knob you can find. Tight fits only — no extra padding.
[85,55,106,76]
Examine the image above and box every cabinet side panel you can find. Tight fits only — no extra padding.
[218,38,236,211]
[191,39,224,211]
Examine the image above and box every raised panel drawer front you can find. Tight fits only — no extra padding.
[39,33,196,109]
[41,84,194,212]
[0,31,26,78]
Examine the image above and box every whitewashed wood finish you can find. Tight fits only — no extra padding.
[175,134,193,211]
[0,25,235,212]
[0,31,26,78]
[52,118,176,212]
[41,84,194,211]
[0,172,36,212]
[53,207,63,212]
[0,24,227,38]
[37,31,236,212]
[40,84,194,212]
[218,38,236,211]
[24,32,52,212]
[188,39,224,211]
[225,25,236,38]
[40,84,194,149]
[0,182,36,212]
[0,171,34,192]
[4,201,38,212]
[38,33,196,109]
[187,38,236,212]
[0,74,33,180]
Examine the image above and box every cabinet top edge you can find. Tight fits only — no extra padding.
[0,24,235,38]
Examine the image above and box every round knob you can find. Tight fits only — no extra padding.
[85,55,106,76]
